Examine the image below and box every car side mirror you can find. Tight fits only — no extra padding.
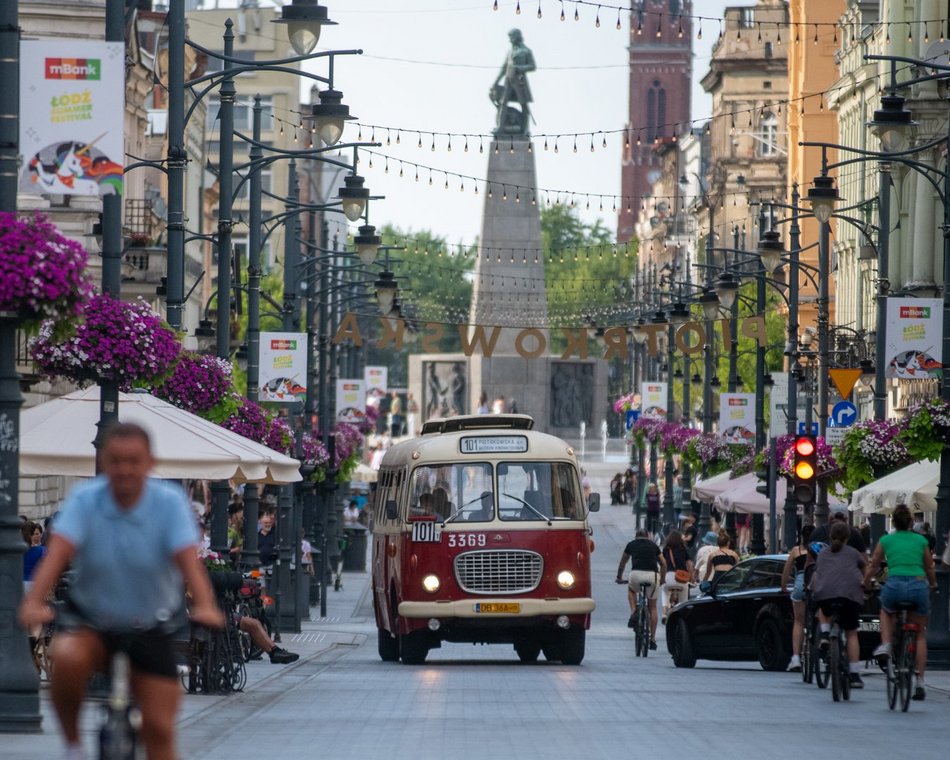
[698,580,712,595]
[385,500,398,521]
[587,493,600,512]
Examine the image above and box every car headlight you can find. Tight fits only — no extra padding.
[422,574,440,593]
[556,570,575,590]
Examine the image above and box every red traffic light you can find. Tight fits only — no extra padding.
[794,437,815,457]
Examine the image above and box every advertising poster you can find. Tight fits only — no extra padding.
[719,393,756,443]
[259,332,307,403]
[423,361,468,421]
[768,372,789,440]
[640,382,667,418]
[336,379,366,425]
[885,298,943,379]
[364,366,388,400]
[19,40,125,196]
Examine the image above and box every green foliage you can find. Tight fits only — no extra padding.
[834,426,878,497]
[900,399,950,461]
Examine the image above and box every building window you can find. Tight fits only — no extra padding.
[758,112,778,156]
[646,80,665,141]
[739,8,755,27]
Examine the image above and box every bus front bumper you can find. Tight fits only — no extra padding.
[398,597,596,619]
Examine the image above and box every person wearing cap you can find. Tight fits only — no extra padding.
[694,530,720,583]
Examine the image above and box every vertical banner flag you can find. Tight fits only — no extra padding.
[259,332,308,402]
[364,366,388,398]
[768,372,789,439]
[336,379,366,425]
[719,393,756,443]
[640,382,667,418]
[19,40,125,196]
[884,298,943,379]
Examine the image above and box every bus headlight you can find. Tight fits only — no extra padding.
[556,570,576,590]
[422,574,440,593]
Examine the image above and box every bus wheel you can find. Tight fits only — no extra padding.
[400,631,429,665]
[377,628,400,662]
[560,627,586,665]
[541,641,562,662]
[514,640,541,663]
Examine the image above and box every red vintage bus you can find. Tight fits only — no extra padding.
[371,415,598,665]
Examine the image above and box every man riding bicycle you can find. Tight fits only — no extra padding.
[18,423,224,760]
[863,503,938,701]
[616,529,667,650]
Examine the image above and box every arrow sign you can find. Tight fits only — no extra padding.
[625,410,638,430]
[831,400,858,427]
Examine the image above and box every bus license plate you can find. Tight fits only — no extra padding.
[858,620,880,632]
[411,522,441,543]
[475,603,520,614]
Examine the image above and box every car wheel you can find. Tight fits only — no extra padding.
[400,630,429,665]
[756,617,789,672]
[670,619,696,668]
[377,627,400,662]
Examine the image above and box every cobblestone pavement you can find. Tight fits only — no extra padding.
[10,439,948,759]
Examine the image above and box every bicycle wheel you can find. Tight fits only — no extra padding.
[813,629,829,689]
[899,633,915,712]
[638,605,650,658]
[885,645,898,710]
[839,633,851,701]
[801,626,813,684]
[830,631,843,702]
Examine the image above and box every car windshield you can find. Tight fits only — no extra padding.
[496,461,583,521]
[408,463,494,522]
[712,563,752,594]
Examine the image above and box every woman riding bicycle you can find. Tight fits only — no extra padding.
[864,503,938,701]
[781,523,814,673]
[812,521,867,690]
[616,529,667,650]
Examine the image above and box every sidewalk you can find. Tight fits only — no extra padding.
[5,565,373,757]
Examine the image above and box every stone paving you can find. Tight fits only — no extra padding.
[8,438,949,759]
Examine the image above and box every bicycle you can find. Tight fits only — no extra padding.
[98,651,139,760]
[821,602,851,703]
[884,601,919,712]
[615,578,652,657]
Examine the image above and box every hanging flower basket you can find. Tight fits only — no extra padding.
[154,352,237,423]
[220,396,295,455]
[899,397,950,462]
[0,212,93,330]
[832,420,908,497]
[30,294,181,389]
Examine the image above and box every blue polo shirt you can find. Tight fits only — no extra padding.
[54,476,199,631]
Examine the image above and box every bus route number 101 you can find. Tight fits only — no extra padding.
[411,522,442,543]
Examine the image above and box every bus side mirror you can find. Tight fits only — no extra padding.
[587,493,600,512]
[385,500,398,521]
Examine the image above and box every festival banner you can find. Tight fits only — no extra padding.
[884,298,943,379]
[719,393,756,443]
[336,379,366,425]
[19,40,125,196]
[259,332,307,403]
[364,366,388,399]
[640,382,667,418]
[768,372,788,440]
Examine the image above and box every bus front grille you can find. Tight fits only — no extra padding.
[454,550,543,594]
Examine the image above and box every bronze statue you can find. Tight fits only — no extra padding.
[490,29,536,136]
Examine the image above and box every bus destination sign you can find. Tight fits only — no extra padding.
[459,436,528,454]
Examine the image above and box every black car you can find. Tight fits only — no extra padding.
[665,555,881,670]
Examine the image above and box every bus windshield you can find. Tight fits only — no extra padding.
[409,463,495,522]
[497,461,582,521]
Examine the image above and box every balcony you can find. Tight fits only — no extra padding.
[122,245,167,285]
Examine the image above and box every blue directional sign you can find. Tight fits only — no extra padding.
[798,421,819,435]
[626,410,639,430]
[831,401,858,428]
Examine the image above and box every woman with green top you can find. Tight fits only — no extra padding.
[864,504,938,701]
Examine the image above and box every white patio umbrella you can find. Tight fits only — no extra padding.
[849,459,939,515]
[351,462,378,483]
[20,387,301,484]
[715,472,769,514]
[692,469,736,501]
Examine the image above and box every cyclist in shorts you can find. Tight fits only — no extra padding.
[811,521,867,689]
[781,523,814,672]
[19,423,224,760]
[616,529,667,650]
[864,504,938,701]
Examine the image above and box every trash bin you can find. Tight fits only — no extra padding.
[342,524,368,572]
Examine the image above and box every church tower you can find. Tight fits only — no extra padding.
[618,0,692,244]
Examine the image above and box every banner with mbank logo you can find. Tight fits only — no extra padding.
[259,332,307,403]
[640,382,667,418]
[884,298,942,379]
[719,393,756,443]
[19,40,124,196]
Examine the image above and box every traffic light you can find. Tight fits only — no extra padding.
[755,464,770,499]
[793,435,817,504]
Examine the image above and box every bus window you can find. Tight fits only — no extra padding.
[498,462,583,521]
[409,462,494,522]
